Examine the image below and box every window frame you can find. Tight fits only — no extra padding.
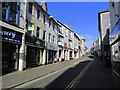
[36,26,40,38]
[48,33,51,42]
[37,9,40,19]
[43,30,46,40]
[53,36,55,43]
[29,2,32,14]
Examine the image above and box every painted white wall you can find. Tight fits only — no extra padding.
[100,12,110,41]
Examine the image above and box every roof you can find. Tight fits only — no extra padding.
[98,9,110,14]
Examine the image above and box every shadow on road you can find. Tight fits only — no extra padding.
[88,55,94,59]
[44,59,92,89]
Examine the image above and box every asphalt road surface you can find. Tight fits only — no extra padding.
[13,57,93,89]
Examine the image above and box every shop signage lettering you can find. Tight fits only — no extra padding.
[0,30,16,38]
[1,28,22,43]
[49,44,55,49]
[46,43,58,51]
[36,40,41,45]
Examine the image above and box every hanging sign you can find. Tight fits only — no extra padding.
[28,24,35,31]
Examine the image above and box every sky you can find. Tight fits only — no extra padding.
[46,2,109,50]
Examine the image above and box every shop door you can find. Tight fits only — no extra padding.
[26,46,36,67]
[35,49,40,65]
[59,50,61,58]
[48,50,52,63]
[2,42,18,74]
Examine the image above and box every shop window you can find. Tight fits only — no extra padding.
[29,2,32,14]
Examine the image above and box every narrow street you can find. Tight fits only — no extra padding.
[1,1,120,89]
[8,56,119,89]
[14,57,92,88]
[2,57,89,88]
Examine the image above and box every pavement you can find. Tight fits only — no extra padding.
[74,56,120,88]
[1,57,86,89]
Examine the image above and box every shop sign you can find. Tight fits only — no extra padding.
[1,27,22,43]
[25,34,45,48]
[64,43,67,47]
[28,24,35,31]
[46,43,58,51]
[74,48,78,52]
[36,40,41,45]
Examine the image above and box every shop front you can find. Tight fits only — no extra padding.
[74,48,78,59]
[46,43,58,64]
[58,46,64,62]
[64,43,69,60]
[1,27,22,74]
[69,50,73,60]
[25,34,45,68]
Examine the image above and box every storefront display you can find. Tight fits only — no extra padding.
[25,34,45,68]
[46,43,58,63]
[1,27,22,74]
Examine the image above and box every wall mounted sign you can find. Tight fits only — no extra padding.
[1,27,22,44]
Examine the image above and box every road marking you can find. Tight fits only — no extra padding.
[65,59,93,90]
[13,59,87,88]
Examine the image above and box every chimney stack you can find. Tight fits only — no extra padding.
[40,1,48,12]
[70,26,72,30]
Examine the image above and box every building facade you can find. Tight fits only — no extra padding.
[109,0,120,85]
[90,38,101,56]
[98,10,111,61]
[1,0,86,74]
[1,2,24,74]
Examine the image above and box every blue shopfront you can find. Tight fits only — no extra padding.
[1,27,22,75]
